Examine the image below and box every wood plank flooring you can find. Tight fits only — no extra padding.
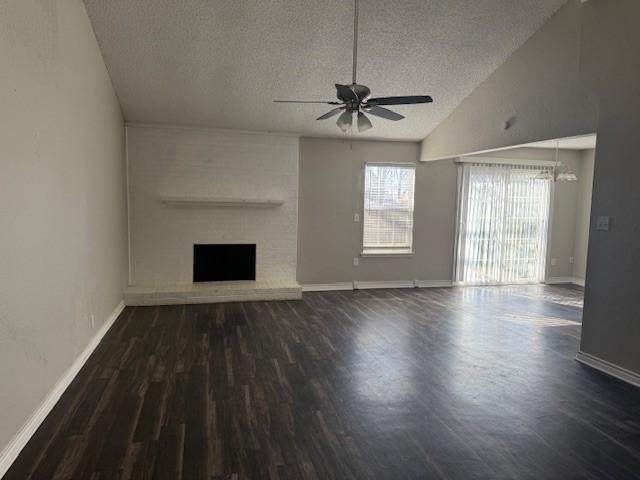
[6,285,640,479]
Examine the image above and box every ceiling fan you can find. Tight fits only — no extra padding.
[273,0,433,133]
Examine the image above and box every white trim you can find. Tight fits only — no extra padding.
[419,132,598,162]
[301,280,453,292]
[0,301,125,479]
[546,276,585,286]
[364,161,417,168]
[301,283,354,292]
[576,351,640,388]
[455,157,557,167]
[546,276,573,284]
[415,280,454,288]
[360,251,414,258]
[356,280,416,290]
[304,279,584,292]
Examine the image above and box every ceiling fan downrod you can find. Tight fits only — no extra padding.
[352,0,359,84]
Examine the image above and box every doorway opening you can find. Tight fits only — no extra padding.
[455,162,551,284]
[454,134,596,287]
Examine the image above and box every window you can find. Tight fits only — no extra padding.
[362,164,416,255]
[455,162,552,284]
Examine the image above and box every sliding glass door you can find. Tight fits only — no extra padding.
[455,162,552,285]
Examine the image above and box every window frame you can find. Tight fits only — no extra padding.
[361,162,417,257]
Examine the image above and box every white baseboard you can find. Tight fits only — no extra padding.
[415,280,454,288]
[0,300,125,479]
[576,351,640,388]
[301,280,453,292]
[546,276,574,284]
[355,280,416,290]
[301,282,354,292]
[546,276,585,286]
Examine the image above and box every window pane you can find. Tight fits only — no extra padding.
[363,164,415,252]
[456,163,551,284]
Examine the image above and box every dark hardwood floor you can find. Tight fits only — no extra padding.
[7,285,640,479]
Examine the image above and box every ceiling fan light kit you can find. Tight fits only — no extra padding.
[536,140,578,182]
[273,0,433,133]
[357,111,373,132]
[556,170,578,182]
[337,111,353,132]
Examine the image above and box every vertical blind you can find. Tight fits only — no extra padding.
[455,162,552,284]
[363,164,416,253]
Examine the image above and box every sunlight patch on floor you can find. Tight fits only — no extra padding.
[502,313,581,327]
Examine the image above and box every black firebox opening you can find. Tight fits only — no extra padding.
[193,244,256,282]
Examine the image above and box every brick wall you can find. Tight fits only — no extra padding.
[127,125,299,286]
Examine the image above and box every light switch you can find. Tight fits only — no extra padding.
[596,216,611,231]
[354,213,360,222]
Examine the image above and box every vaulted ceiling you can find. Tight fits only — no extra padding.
[84,0,567,140]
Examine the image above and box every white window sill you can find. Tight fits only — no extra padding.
[361,250,414,258]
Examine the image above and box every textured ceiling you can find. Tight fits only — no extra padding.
[83,0,567,141]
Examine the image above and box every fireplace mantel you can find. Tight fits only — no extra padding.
[160,196,283,208]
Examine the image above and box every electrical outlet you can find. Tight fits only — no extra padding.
[569,256,574,264]
[90,313,95,329]
[551,258,557,266]
[353,257,359,267]
[354,213,360,222]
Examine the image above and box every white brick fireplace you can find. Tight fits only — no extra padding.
[124,125,301,305]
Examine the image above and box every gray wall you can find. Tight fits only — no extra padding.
[297,140,593,286]
[0,0,127,457]
[297,138,457,285]
[550,155,579,279]
[573,150,595,280]
[579,0,640,373]
[420,0,597,161]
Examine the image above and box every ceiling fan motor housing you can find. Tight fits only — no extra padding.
[338,83,371,110]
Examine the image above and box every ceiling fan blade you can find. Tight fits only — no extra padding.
[365,105,405,121]
[357,112,373,132]
[336,110,353,132]
[367,95,433,106]
[317,107,345,120]
[274,100,342,105]
[335,84,358,103]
